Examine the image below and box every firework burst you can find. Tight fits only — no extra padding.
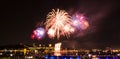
[45,9,74,39]
[72,14,89,30]
[31,27,45,40]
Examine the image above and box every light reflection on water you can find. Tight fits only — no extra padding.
[98,57,120,59]
[45,56,120,59]
[45,56,81,59]
[0,56,120,59]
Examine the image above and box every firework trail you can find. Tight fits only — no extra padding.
[45,9,74,39]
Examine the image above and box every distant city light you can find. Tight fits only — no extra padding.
[88,54,92,57]
[54,43,62,56]
[117,53,120,56]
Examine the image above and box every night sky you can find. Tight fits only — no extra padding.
[1,0,120,49]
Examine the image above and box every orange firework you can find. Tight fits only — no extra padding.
[45,9,74,39]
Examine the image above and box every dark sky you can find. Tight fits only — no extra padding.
[1,0,120,49]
